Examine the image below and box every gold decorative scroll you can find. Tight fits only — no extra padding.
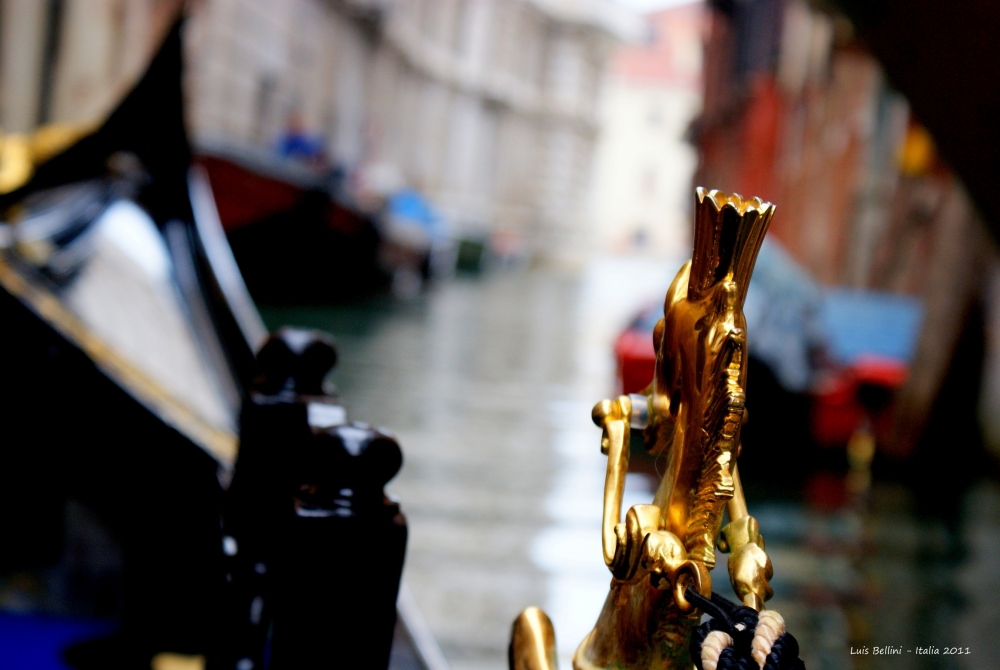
[510,188,776,670]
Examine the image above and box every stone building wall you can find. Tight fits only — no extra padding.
[694,0,999,455]
[588,2,705,258]
[0,0,635,260]
[0,0,178,132]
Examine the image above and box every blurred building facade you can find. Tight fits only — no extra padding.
[0,1,179,134]
[588,1,703,258]
[693,0,996,453]
[0,0,639,261]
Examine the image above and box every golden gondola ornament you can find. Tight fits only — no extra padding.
[511,188,787,670]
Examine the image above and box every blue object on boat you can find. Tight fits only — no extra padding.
[818,289,924,365]
[387,189,445,237]
[744,239,824,392]
[276,131,325,162]
[743,238,924,389]
[0,613,116,670]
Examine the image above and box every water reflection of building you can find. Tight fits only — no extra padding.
[0,0,640,261]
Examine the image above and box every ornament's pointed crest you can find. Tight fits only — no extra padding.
[689,187,774,304]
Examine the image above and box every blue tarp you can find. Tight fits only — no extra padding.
[818,289,923,365]
[0,613,116,670]
[744,238,924,391]
[386,188,446,239]
[744,239,824,391]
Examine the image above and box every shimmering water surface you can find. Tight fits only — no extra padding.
[262,259,1000,670]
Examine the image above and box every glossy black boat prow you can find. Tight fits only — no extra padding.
[0,18,268,667]
[0,18,268,464]
[0,20,429,670]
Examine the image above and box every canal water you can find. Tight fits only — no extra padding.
[262,258,1000,670]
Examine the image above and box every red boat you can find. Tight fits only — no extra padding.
[614,304,659,396]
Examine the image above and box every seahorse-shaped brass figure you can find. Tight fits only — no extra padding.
[510,188,776,670]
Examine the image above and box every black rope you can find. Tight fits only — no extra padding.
[686,587,737,630]
[686,588,806,670]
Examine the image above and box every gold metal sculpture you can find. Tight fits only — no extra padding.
[511,188,776,670]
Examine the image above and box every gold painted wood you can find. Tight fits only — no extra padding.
[511,188,776,670]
